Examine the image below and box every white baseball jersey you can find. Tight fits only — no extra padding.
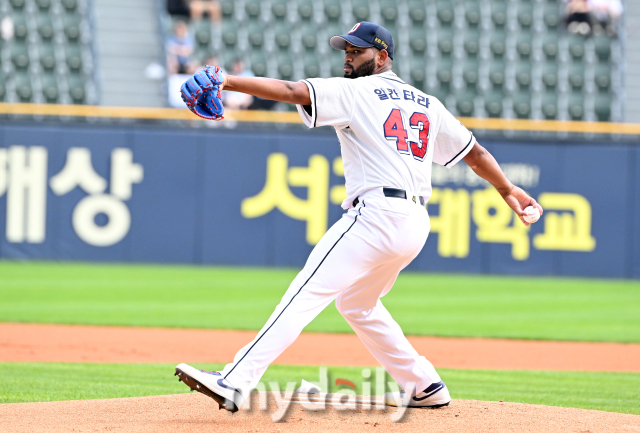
[296,71,475,209]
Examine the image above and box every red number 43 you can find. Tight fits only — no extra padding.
[383,108,430,161]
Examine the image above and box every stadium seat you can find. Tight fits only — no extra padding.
[272,0,288,21]
[541,63,558,90]
[301,24,317,53]
[14,74,32,102]
[352,0,370,22]
[594,35,612,62]
[541,92,558,119]
[491,2,508,29]
[11,43,30,71]
[381,1,398,25]
[410,56,427,91]
[594,94,612,121]
[515,62,532,90]
[484,91,504,118]
[274,23,292,52]
[39,43,56,72]
[12,13,28,42]
[436,59,453,90]
[543,5,560,30]
[9,0,26,10]
[220,0,234,19]
[438,30,454,57]
[324,0,341,23]
[427,87,450,107]
[35,0,51,12]
[65,46,83,73]
[567,63,585,91]
[221,22,237,49]
[490,31,507,59]
[277,53,294,80]
[517,3,533,30]
[516,34,533,60]
[245,0,261,21]
[436,1,454,28]
[64,14,82,44]
[41,74,59,103]
[0,75,6,101]
[408,0,426,27]
[462,59,479,91]
[455,90,475,117]
[568,35,586,62]
[61,0,78,13]
[465,2,481,28]
[193,21,211,49]
[303,54,320,78]
[567,93,584,120]
[512,92,531,119]
[325,22,343,43]
[489,60,506,90]
[409,28,427,56]
[67,75,86,104]
[464,30,480,58]
[298,0,314,22]
[249,51,267,77]
[247,23,265,50]
[330,51,344,77]
[542,34,559,60]
[594,64,611,92]
[37,14,55,42]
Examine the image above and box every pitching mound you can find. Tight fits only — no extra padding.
[1,393,638,433]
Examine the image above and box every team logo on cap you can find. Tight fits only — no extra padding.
[349,23,361,33]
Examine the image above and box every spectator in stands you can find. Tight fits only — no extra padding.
[167,20,195,75]
[167,0,221,24]
[224,59,255,110]
[565,0,593,35]
[588,0,623,35]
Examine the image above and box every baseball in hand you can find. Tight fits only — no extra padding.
[523,206,540,223]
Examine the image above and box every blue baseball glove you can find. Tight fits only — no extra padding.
[180,65,225,120]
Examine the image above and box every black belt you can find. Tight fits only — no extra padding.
[353,188,425,207]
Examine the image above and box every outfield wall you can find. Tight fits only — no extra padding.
[0,122,638,278]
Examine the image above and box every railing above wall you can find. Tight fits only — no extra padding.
[2,103,640,137]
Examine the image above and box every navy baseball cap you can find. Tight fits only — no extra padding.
[330,22,395,60]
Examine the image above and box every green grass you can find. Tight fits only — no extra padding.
[1,363,639,415]
[1,261,639,342]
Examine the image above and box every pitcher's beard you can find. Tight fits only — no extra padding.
[344,58,375,79]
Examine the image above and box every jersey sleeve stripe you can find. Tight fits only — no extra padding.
[302,79,318,128]
[443,132,475,167]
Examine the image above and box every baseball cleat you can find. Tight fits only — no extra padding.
[384,381,451,408]
[175,363,244,413]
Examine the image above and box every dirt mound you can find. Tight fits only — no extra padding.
[1,393,638,433]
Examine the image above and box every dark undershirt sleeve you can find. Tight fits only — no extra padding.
[302,105,312,116]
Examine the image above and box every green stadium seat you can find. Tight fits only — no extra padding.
[381,1,398,26]
[298,0,314,22]
[462,59,479,91]
[436,59,453,90]
[409,28,427,56]
[516,34,533,60]
[465,2,481,28]
[9,0,26,10]
[489,60,506,90]
[61,0,78,13]
[324,0,342,23]
[63,14,82,44]
[193,21,211,48]
[14,74,32,102]
[594,64,611,92]
[543,5,560,30]
[247,23,265,50]
[245,0,261,21]
[274,23,292,51]
[325,22,343,42]
[277,53,294,80]
[41,74,59,103]
[438,30,454,57]
[594,35,612,62]
[515,62,532,90]
[512,91,531,119]
[490,31,507,59]
[594,94,612,121]
[65,46,83,73]
[517,3,534,30]
[427,87,450,107]
[464,30,480,58]
[541,92,558,119]
[0,75,5,102]
[567,63,585,91]
[484,91,504,118]
[303,54,320,78]
[37,14,55,42]
[12,14,28,42]
[249,51,267,77]
[352,0,370,22]
[410,56,427,91]
[35,0,51,12]
[455,90,475,117]
[408,0,426,27]
[491,2,508,29]
[68,75,86,104]
[221,22,238,49]
[542,34,559,60]
[436,1,454,28]
[330,51,344,77]
[568,35,586,62]
[301,24,317,52]
[39,43,56,72]
[541,63,558,90]
[11,43,30,71]
[272,0,288,21]
[568,93,584,120]
[220,0,234,19]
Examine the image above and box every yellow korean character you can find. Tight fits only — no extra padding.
[428,187,471,258]
[533,193,596,251]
